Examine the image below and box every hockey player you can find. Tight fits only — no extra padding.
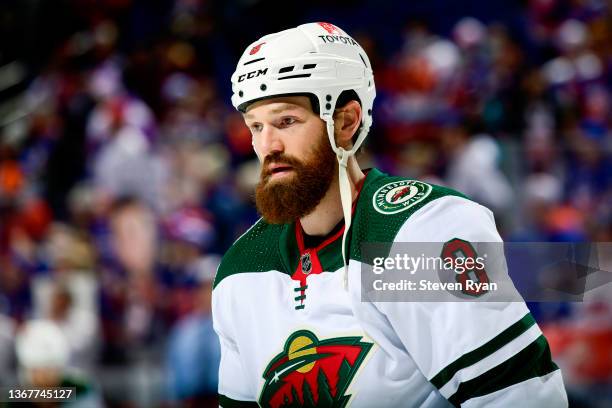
[213,22,568,407]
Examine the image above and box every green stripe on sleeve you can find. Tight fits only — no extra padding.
[447,335,559,407]
[431,313,536,389]
[219,394,259,407]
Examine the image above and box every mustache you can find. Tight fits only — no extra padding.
[261,152,303,177]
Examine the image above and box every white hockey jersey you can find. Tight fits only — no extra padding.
[212,168,567,407]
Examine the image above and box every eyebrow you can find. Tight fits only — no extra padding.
[244,103,301,119]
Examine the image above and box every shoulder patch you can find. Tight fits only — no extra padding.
[372,180,432,214]
[350,169,470,263]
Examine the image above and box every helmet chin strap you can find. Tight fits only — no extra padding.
[325,117,359,291]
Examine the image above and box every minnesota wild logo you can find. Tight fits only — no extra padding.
[259,330,372,408]
[372,180,432,214]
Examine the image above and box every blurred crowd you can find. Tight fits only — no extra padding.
[0,0,611,406]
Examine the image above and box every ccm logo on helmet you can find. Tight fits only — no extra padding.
[318,35,359,46]
[237,68,268,82]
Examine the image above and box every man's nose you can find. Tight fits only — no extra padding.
[258,126,284,157]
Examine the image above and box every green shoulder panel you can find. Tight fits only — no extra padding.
[349,169,469,262]
[213,219,289,289]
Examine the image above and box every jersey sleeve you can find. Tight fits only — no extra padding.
[351,195,568,407]
[212,281,259,407]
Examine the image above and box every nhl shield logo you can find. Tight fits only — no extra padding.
[301,253,312,275]
[373,180,432,214]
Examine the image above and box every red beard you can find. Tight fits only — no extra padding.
[255,135,336,224]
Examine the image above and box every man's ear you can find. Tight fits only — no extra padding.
[333,100,362,149]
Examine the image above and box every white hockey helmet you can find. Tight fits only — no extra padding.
[231,22,376,154]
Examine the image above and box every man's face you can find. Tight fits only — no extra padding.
[244,96,336,224]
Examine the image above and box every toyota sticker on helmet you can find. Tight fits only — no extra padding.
[373,180,432,214]
[318,34,359,46]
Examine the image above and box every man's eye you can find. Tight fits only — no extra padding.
[250,124,263,132]
[280,117,296,127]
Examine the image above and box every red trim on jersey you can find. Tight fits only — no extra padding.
[294,173,369,254]
[290,172,369,300]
